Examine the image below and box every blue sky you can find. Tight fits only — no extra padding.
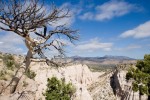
[0,0,150,59]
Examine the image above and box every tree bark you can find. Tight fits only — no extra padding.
[12,50,33,93]
[25,50,33,70]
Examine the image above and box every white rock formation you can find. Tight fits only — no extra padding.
[29,62,104,100]
[0,61,104,100]
[0,56,148,100]
[116,70,148,100]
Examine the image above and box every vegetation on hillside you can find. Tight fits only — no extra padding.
[87,63,132,72]
[0,54,36,80]
[44,77,76,100]
[0,54,19,80]
[87,64,116,72]
[126,54,150,100]
[24,69,36,80]
[3,55,16,70]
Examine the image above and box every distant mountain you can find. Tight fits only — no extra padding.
[69,55,135,60]
[102,55,135,60]
[67,55,136,65]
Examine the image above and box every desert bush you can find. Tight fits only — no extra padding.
[44,77,76,100]
[0,70,7,80]
[0,70,6,76]
[6,60,15,70]
[3,54,14,61]
[2,54,22,70]
[23,81,28,87]
[2,55,15,70]
[0,55,2,59]
[14,63,21,68]
[25,69,36,80]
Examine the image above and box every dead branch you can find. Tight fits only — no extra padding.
[0,0,78,66]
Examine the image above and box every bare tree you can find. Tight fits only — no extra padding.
[0,0,78,69]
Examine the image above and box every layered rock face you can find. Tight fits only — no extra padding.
[29,62,104,100]
[88,71,116,100]
[87,68,148,100]
[0,61,105,100]
[0,56,148,100]
[112,69,148,100]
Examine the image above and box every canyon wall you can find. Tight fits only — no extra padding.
[0,56,148,100]
[0,61,104,100]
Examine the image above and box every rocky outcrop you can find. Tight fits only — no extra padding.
[30,62,104,100]
[110,69,148,100]
[0,61,104,100]
[0,54,147,100]
[87,68,148,100]
[89,72,116,100]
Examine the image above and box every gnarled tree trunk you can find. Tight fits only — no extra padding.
[25,50,33,70]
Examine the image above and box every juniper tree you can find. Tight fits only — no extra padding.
[126,54,150,100]
[44,77,75,100]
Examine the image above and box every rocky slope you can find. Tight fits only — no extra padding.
[0,58,105,100]
[0,53,148,100]
[29,62,104,100]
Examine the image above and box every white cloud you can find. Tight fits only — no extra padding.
[120,21,150,38]
[0,32,26,54]
[126,45,141,49]
[79,12,94,20]
[50,10,75,27]
[115,44,141,51]
[0,22,26,54]
[0,23,9,31]
[0,42,3,44]
[79,0,138,21]
[74,38,113,52]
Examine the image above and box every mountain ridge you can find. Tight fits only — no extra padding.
[69,55,135,60]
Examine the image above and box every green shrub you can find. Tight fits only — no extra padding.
[126,54,150,98]
[25,69,36,80]
[2,55,15,70]
[0,70,6,76]
[44,77,76,100]
[23,81,28,87]
[1,54,22,71]
[126,71,133,80]
[6,60,15,70]
[14,63,21,68]
[0,55,2,59]
[0,70,7,80]
[3,55,14,61]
